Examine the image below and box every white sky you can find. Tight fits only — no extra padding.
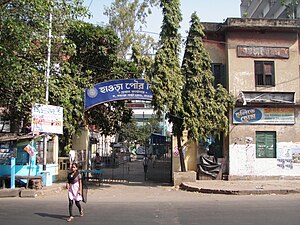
[83,0,241,38]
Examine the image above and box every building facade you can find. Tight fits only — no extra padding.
[203,18,300,179]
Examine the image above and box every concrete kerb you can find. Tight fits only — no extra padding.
[0,182,65,198]
[0,188,21,198]
[179,182,300,195]
[20,189,37,198]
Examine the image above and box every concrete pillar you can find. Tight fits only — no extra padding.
[185,141,197,171]
[52,135,59,164]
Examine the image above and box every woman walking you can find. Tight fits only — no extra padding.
[66,163,84,222]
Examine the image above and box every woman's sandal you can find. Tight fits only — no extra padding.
[80,210,84,217]
[67,216,74,222]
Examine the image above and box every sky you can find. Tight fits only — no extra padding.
[82,0,241,38]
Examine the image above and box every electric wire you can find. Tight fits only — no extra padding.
[87,0,94,10]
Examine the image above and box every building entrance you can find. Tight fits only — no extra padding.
[83,79,172,185]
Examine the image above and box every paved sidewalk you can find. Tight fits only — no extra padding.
[2,159,300,197]
[180,179,300,195]
[3,179,300,198]
[32,179,300,196]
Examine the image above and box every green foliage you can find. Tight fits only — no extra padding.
[150,8,234,172]
[118,115,160,148]
[104,0,159,58]
[66,21,139,138]
[0,0,152,154]
[150,0,186,171]
[151,0,184,136]
[0,0,89,133]
[131,44,154,79]
[281,0,299,18]
[118,120,139,147]
[66,21,119,82]
[85,102,133,137]
[181,12,234,142]
[66,21,140,82]
[49,60,90,154]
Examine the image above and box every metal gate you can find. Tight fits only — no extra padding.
[99,154,172,184]
[147,154,172,183]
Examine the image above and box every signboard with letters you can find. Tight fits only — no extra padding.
[237,45,289,59]
[31,103,63,134]
[233,107,294,124]
[84,79,153,109]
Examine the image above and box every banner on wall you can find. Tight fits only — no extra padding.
[233,107,294,124]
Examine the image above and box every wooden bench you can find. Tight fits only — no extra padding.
[0,175,43,189]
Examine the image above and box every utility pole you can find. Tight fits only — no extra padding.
[143,111,145,155]
[43,11,52,171]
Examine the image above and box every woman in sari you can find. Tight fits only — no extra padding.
[66,163,83,222]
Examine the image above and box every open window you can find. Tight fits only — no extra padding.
[211,63,227,88]
[255,61,275,86]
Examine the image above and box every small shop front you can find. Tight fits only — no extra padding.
[0,134,59,189]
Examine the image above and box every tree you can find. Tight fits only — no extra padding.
[118,114,160,148]
[181,13,234,148]
[0,1,154,155]
[49,55,91,155]
[66,21,140,138]
[0,0,88,133]
[65,21,120,83]
[131,44,155,79]
[0,1,100,155]
[103,0,159,59]
[281,0,299,19]
[150,0,186,171]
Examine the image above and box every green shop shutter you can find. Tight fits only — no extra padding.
[265,132,276,158]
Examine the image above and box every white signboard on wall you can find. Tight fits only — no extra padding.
[31,103,63,134]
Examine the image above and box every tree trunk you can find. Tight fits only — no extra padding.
[177,135,186,172]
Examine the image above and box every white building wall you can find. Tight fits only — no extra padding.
[229,142,300,178]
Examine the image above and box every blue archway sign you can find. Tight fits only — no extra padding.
[84,79,153,110]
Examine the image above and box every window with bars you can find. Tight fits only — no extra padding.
[256,131,276,158]
[255,61,275,86]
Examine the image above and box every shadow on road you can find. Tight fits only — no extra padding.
[35,212,66,221]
